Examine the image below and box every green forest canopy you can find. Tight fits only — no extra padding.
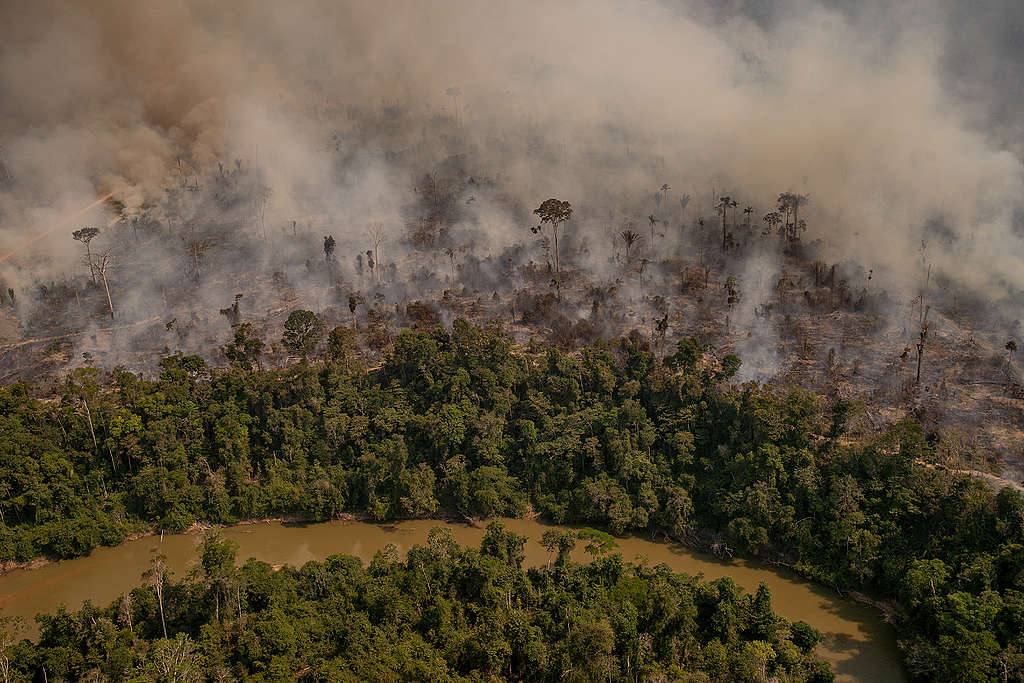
[2,525,832,682]
[0,319,1022,680]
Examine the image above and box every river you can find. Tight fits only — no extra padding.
[0,518,904,681]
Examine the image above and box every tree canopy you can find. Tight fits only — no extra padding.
[0,320,1022,679]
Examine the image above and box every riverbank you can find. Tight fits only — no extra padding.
[1,509,902,629]
[0,517,905,681]
[0,503,523,576]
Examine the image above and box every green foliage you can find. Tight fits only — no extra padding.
[5,532,828,682]
[281,309,324,358]
[222,321,264,370]
[1,319,1023,679]
[326,324,356,362]
[577,528,618,557]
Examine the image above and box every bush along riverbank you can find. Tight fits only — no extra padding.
[1,524,835,682]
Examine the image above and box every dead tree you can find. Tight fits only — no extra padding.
[916,309,930,384]
[187,239,213,279]
[369,223,385,283]
[92,251,115,319]
[444,247,459,285]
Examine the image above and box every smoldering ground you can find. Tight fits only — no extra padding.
[0,0,1022,384]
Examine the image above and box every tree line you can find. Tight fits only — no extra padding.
[0,320,1022,679]
[1,525,831,681]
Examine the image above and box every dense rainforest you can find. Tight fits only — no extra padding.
[2,524,833,681]
[1,319,1023,680]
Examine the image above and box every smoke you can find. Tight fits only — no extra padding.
[0,0,1022,369]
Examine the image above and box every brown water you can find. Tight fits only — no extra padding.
[0,518,903,681]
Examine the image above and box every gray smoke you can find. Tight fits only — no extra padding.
[0,0,1021,371]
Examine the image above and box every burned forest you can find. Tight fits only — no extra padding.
[2,1,1024,681]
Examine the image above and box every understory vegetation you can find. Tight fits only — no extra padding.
[1,319,1023,680]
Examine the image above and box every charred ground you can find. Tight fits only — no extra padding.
[1,115,1022,484]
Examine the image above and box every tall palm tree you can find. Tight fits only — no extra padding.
[696,216,708,266]
[647,214,659,247]
[679,194,691,223]
[444,247,457,284]
[717,196,732,250]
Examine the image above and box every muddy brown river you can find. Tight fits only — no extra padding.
[0,518,903,681]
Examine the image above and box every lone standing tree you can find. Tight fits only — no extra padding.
[647,214,659,247]
[619,228,642,261]
[143,548,170,639]
[717,196,732,250]
[282,309,324,359]
[533,198,572,276]
[92,250,115,319]
[72,227,100,284]
[348,292,365,330]
[916,315,930,384]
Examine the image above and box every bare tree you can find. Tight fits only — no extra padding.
[151,633,201,681]
[143,548,170,639]
[187,238,213,279]
[119,593,134,635]
[257,184,272,241]
[0,615,24,683]
[92,250,115,319]
[369,223,385,282]
[72,227,100,284]
[916,311,930,384]
[444,247,458,285]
